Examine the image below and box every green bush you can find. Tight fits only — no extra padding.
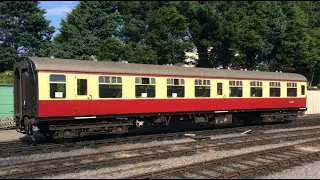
[0,71,14,84]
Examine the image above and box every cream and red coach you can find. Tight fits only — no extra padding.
[13,57,307,138]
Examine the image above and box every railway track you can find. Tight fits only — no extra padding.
[0,123,269,157]
[0,117,319,158]
[125,138,320,179]
[1,126,320,179]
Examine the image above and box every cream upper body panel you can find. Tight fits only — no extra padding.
[38,72,307,101]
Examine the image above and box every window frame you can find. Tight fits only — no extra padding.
[135,77,156,98]
[301,85,305,96]
[167,78,185,98]
[49,74,67,99]
[269,81,281,97]
[229,80,243,97]
[195,79,211,97]
[286,82,297,97]
[217,82,223,96]
[98,76,123,98]
[287,88,297,97]
[250,81,263,97]
[77,79,88,96]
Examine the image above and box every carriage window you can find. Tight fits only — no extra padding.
[269,81,281,97]
[217,83,223,95]
[117,77,122,83]
[142,78,150,84]
[229,80,243,97]
[99,76,122,98]
[135,77,155,98]
[99,76,104,83]
[287,88,297,97]
[50,74,66,82]
[287,82,297,97]
[195,79,210,97]
[270,88,280,97]
[151,78,155,84]
[111,77,116,83]
[77,79,87,95]
[167,78,184,97]
[301,85,305,95]
[251,87,262,97]
[250,81,263,97]
[135,77,140,84]
[49,74,66,98]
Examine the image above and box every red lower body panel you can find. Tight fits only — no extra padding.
[38,98,307,118]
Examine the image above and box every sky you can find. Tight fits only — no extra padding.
[39,1,79,37]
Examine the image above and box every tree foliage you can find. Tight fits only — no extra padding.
[0,71,13,84]
[1,1,320,86]
[53,1,122,60]
[0,1,54,72]
[53,1,192,65]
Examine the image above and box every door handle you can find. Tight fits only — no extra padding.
[88,95,92,100]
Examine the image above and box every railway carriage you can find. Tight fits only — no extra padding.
[13,57,307,139]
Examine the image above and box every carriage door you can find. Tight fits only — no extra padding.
[74,75,92,117]
[215,81,226,110]
[14,69,22,120]
[216,81,225,98]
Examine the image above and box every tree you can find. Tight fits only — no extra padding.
[98,38,126,61]
[118,1,192,65]
[235,2,275,70]
[212,1,243,69]
[146,2,193,65]
[264,2,320,85]
[294,36,320,85]
[0,47,18,72]
[179,1,220,67]
[0,1,54,72]
[124,43,159,64]
[53,1,122,60]
[295,1,320,86]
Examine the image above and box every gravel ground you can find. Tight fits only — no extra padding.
[0,137,195,165]
[256,160,320,179]
[2,119,320,179]
[0,129,24,142]
[39,137,320,179]
[0,127,43,142]
[262,125,320,134]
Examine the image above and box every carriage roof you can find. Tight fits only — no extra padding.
[26,57,307,81]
